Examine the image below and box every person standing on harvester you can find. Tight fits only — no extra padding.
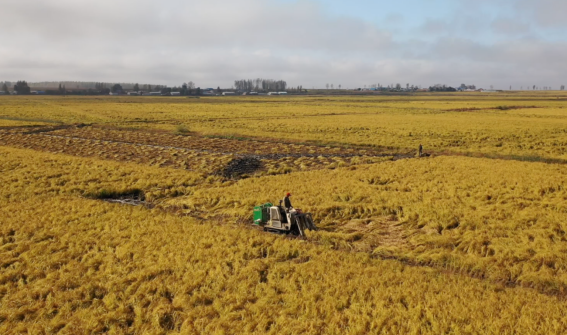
[284,193,293,211]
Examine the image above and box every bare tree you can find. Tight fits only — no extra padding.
[338,84,341,89]
[187,81,195,90]
[234,79,286,92]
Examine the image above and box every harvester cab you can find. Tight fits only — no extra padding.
[253,202,317,236]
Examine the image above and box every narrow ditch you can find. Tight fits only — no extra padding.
[84,189,154,208]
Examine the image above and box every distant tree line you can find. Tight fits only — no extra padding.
[355,83,423,91]
[526,85,557,90]
[429,84,457,92]
[0,81,182,95]
[0,81,32,94]
[459,84,476,90]
[1,79,303,96]
[2,82,10,94]
[234,79,287,92]
[2,80,564,95]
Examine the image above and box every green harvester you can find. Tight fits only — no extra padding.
[253,203,273,225]
[253,202,317,236]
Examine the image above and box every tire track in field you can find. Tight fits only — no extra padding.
[0,131,406,179]
[38,134,415,163]
[39,133,238,156]
[4,125,564,166]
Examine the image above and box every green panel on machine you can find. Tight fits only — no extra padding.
[253,203,273,225]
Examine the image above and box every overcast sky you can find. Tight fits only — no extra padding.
[1,0,566,89]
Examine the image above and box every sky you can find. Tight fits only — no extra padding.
[1,0,566,89]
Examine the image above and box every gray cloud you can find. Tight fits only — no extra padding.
[0,0,566,89]
[491,18,531,36]
[420,19,450,35]
[516,0,567,28]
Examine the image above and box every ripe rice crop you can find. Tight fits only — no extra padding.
[3,93,567,161]
[0,118,51,127]
[0,131,233,174]
[167,155,567,295]
[3,92,567,333]
[2,147,567,334]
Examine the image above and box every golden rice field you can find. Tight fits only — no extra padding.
[2,93,567,334]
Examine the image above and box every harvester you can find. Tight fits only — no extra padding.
[253,202,317,236]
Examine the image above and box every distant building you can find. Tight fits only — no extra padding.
[148,92,161,96]
[222,92,235,96]
[170,92,181,96]
[127,92,139,96]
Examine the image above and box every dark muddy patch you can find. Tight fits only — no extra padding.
[446,105,539,112]
[217,156,262,179]
[84,188,151,207]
